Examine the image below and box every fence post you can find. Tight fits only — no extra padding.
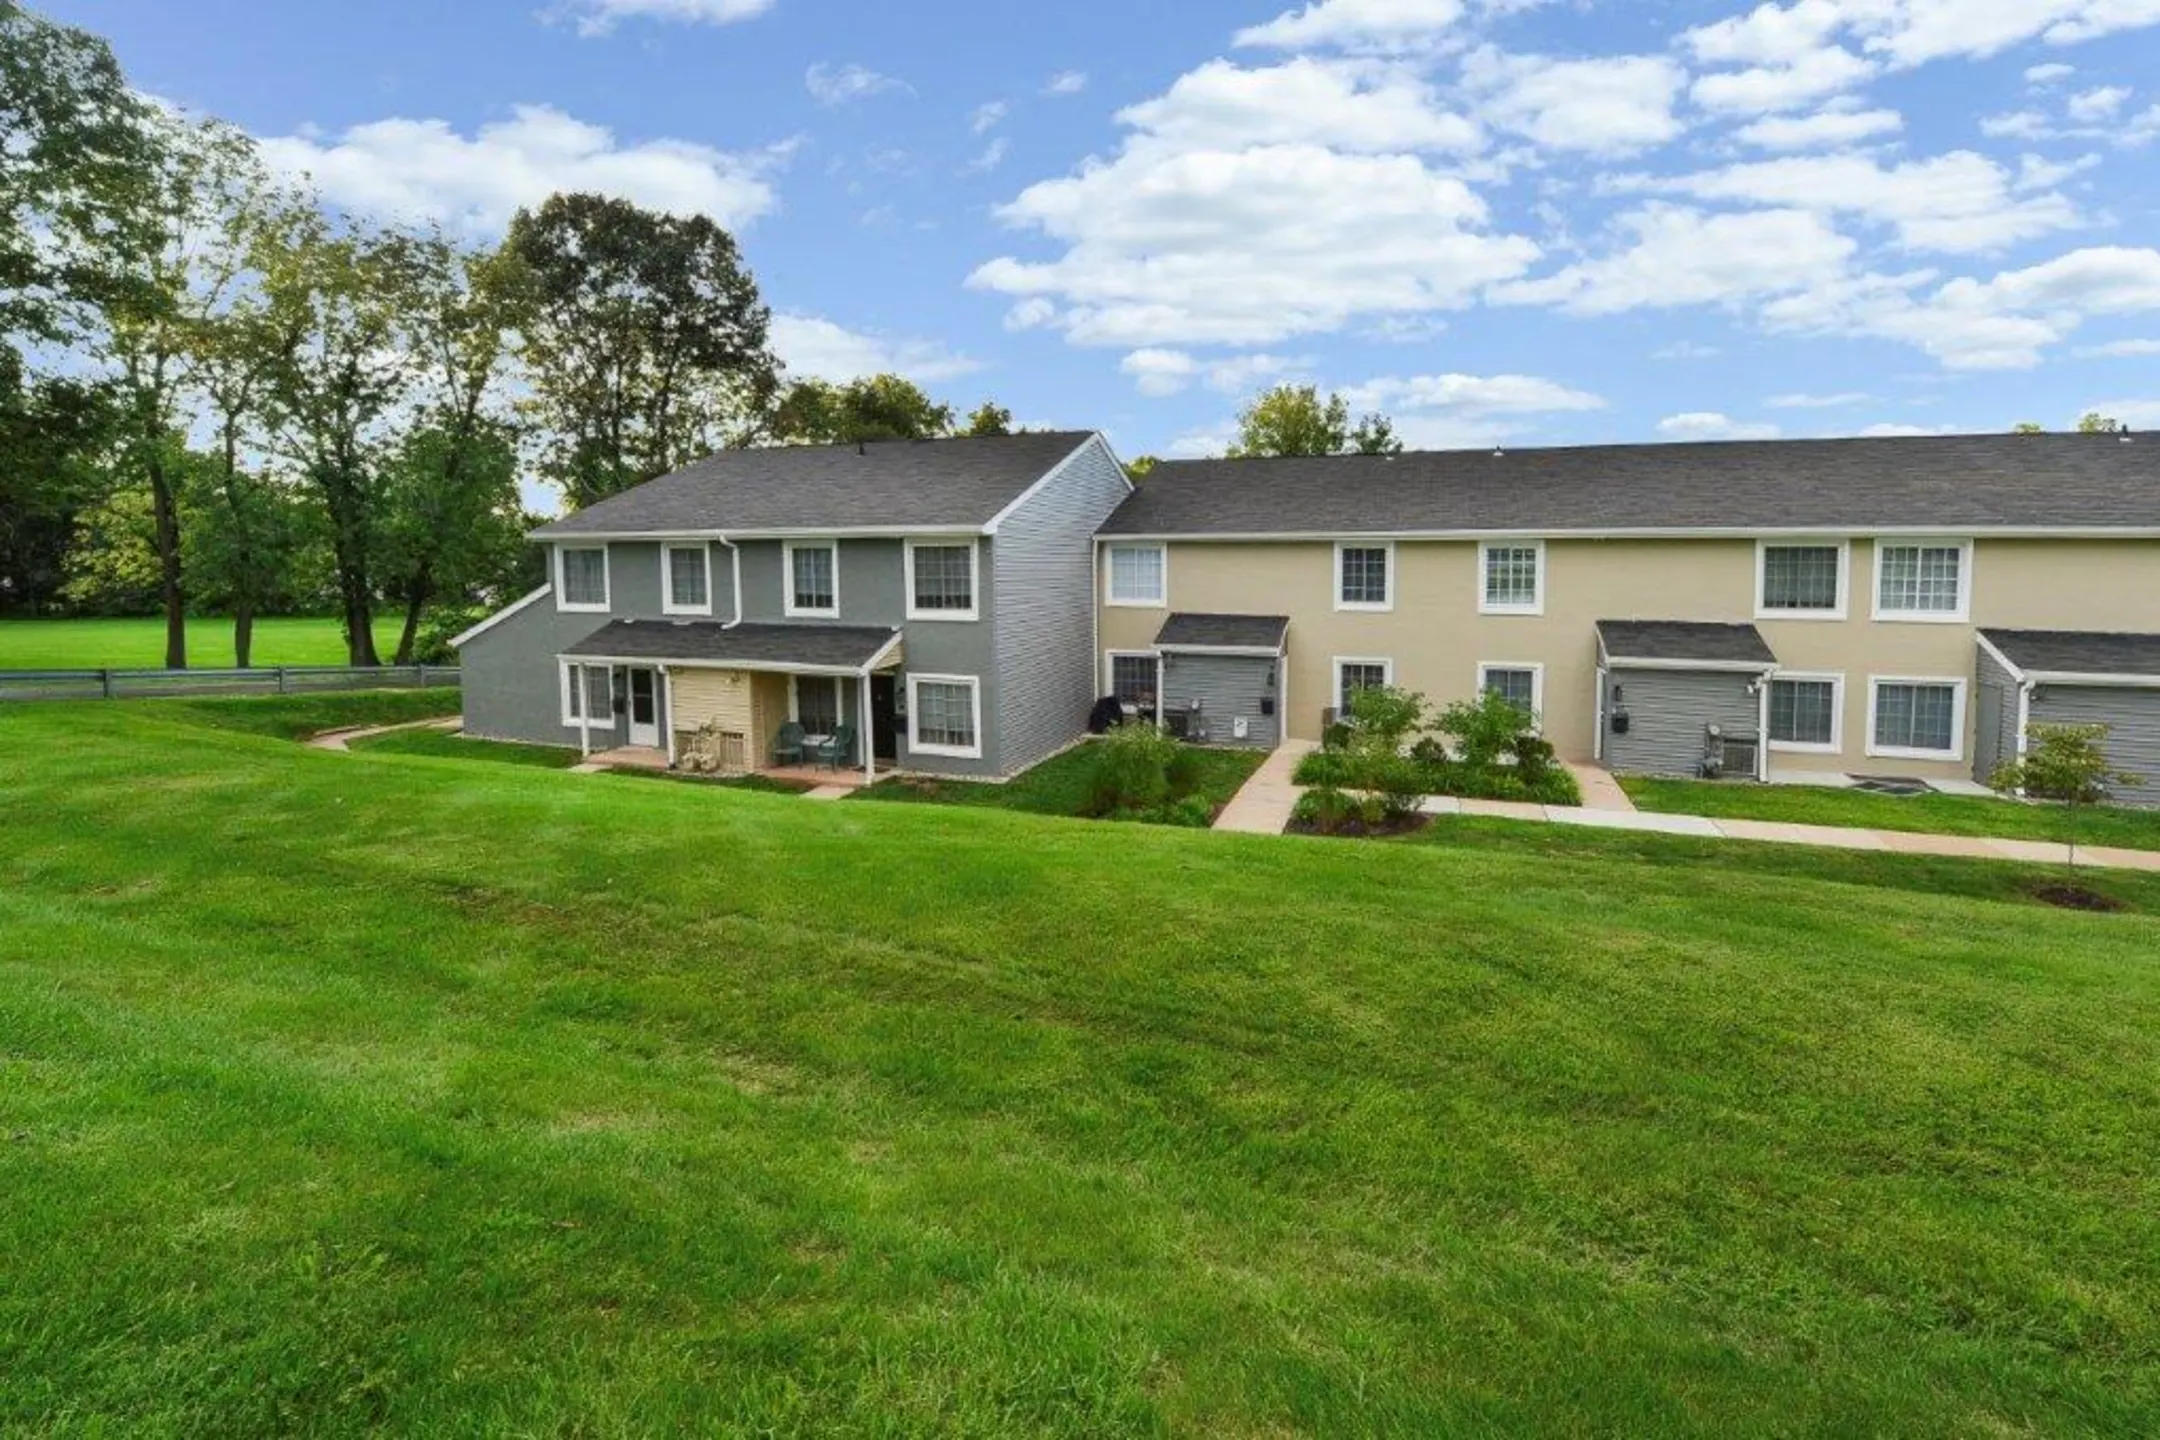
[411,664,424,689]
[101,668,115,700]
[276,666,289,695]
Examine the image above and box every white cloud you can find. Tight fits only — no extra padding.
[2066,84,2132,121]
[805,63,910,106]
[2076,398,2160,428]
[1766,389,1871,407]
[1342,371,1606,414]
[965,137,1011,173]
[1657,412,1782,441]
[1043,71,1089,96]
[1735,105,1902,149]
[1120,348,1199,396]
[1856,421,1958,436]
[771,313,981,383]
[1683,0,1848,65]
[2025,62,2076,85]
[1682,1,2160,72]
[1117,58,1481,154]
[1119,349,1315,397]
[971,101,1009,135]
[257,104,780,235]
[1652,340,1723,359]
[1690,47,1876,115]
[1979,110,2052,139]
[2076,337,2160,356]
[1461,47,1687,154]
[1235,0,1467,52]
[1623,151,2081,253]
[1492,204,1855,315]
[1205,353,1312,394]
[560,0,773,37]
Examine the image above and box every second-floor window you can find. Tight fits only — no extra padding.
[787,542,838,618]
[907,541,978,621]
[558,546,609,611]
[1480,541,1543,615]
[1759,543,1844,617]
[1335,542,1393,611]
[1875,541,1969,621]
[1106,545,1165,606]
[664,544,710,615]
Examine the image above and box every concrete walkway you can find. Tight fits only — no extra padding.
[306,715,460,751]
[1214,739,1318,834]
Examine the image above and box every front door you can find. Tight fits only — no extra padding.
[870,674,899,760]
[627,667,660,749]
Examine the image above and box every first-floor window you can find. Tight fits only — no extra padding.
[1109,654,1158,707]
[1338,660,1390,715]
[911,676,980,755]
[1873,681,1959,754]
[795,677,842,735]
[562,663,613,725]
[1481,666,1538,719]
[1769,678,1838,747]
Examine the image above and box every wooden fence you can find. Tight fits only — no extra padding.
[0,664,461,703]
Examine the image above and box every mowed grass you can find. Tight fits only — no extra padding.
[350,726,583,770]
[856,740,1266,819]
[0,614,400,669]
[4,698,2160,1436]
[1624,774,2160,853]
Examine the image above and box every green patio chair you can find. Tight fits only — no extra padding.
[773,721,807,767]
[810,724,858,770]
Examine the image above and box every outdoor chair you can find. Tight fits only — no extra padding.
[773,721,807,767]
[810,724,857,770]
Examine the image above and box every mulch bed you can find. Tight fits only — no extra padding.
[2025,882,2128,913]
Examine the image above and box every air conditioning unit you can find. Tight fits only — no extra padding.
[1702,724,1761,781]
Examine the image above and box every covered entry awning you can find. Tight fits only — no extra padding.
[1597,620,1777,672]
[1979,629,2160,685]
[1153,612,1290,656]
[563,619,903,675]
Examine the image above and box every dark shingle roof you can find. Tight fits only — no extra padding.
[1100,434,2159,536]
[1599,621,1778,668]
[1982,629,2160,679]
[534,432,1097,537]
[1154,613,1290,651]
[564,620,899,670]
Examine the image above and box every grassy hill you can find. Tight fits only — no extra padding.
[0,615,399,669]
[4,696,2158,1436]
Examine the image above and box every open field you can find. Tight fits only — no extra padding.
[1624,775,2160,853]
[4,695,2159,1435]
[0,615,400,670]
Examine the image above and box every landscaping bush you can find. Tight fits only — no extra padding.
[1435,690,1524,768]
[1087,722,1183,816]
[1291,687,1581,813]
[413,606,485,666]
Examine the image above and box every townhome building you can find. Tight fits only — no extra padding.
[1093,433,2160,803]
[454,431,1130,781]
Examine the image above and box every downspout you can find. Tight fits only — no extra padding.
[716,535,742,628]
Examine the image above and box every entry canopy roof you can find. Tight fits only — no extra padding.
[564,619,902,673]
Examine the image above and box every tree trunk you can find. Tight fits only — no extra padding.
[393,565,431,666]
[233,601,254,670]
[147,450,186,670]
[325,489,379,667]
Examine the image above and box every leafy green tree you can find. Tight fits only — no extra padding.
[962,401,1013,437]
[2011,421,2047,434]
[1227,384,1401,458]
[505,193,775,508]
[772,373,955,444]
[1124,455,1159,482]
[59,446,193,614]
[2076,411,2124,434]
[184,460,323,647]
[1990,722,2143,871]
[0,350,118,614]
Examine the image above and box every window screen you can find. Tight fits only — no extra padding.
[911,545,974,613]
[914,680,977,749]
[1482,668,1537,717]
[1769,679,1836,745]
[1874,682,1957,752]
[1761,546,1840,611]
[668,547,708,609]
[1339,546,1389,606]
[1878,545,1962,614]
[792,545,836,612]
[560,548,607,606]
[1338,662,1388,714]
[1110,655,1157,705]
[1108,546,1164,604]
[1484,545,1540,609]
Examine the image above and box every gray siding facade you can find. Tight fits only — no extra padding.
[1160,652,1280,748]
[1604,667,1762,778]
[992,436,1134,773]
[1973,645,2022,788]
[2029,684,2160,808]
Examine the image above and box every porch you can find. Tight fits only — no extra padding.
[579,744,890,791]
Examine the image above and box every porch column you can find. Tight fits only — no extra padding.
[578,663,592,758]
[860,669,876,785]
[662,667,677,769]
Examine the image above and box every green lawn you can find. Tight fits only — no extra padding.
[1624,775,2160,853]
[855,740,1266,821]
[0,614,401,669]
[350,727,582,770]
[4,697,2160,1435]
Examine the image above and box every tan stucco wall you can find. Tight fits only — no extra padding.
[1099,537,2160,778]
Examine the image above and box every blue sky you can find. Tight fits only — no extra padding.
[57,0,2160,470]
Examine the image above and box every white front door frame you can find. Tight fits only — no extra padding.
[626,665,661,749]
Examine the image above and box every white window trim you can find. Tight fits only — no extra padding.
[1103,649,1162,698]
[1865,675,1968,762]
[558,660,610,728]
[1478,539,1545,616]
[783,540,842,620]
[904,538,980,623]
[1333,540,1395,613]
[1755,539,1849,622]
[906,672,984,759]
[1766,671,1846,755]
[554,544,610,614]
[1476,661,1546,730]
[1870,538,1974,624]
[661,543,712,617]
[1103,543,1168,608]
[1332,655,1395,715]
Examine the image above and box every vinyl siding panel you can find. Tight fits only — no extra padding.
[1973,645,2023,787]
[1605,668,1761,778]
[993,437,1133,773]
[2029,684,2160,808]
[1161,652,1280,748]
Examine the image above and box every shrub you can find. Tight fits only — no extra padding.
[1346,684,1426,752]
[1086,722,1183,816]
[413,606,485,666]
[1435,690,1528,768]
[1511,733,1557,786]
[1292,750,1352,787]
[1371,754,1429,823]
[1321,721,1354,754]
[1296,785,1356,835]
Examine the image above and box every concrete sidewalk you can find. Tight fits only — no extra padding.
[1214,740,1318,834]
[306,716,460,751]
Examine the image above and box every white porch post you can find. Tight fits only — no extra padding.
[578,663,592,758]
[860,669,876,785]
[662,666,677,768]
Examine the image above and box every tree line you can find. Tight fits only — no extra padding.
[0,2,1016,668]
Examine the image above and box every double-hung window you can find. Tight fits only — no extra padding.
[907,541,978,621]
[557,546,609,612]
[1869,679,1964,759]
[559,662,613,727]
[664,544,711,615]
[1335,658,1393,716]
[1478,664,1542,722]
[1479,541,1543,615]
[1767,675,1841,752]
[1105,545,1166,606]
[1873,541,1970,621]
[1108,653,1159,708]
[908,674,982,757]
[1758,542,1845,618]
[1335,542,1393,611]
[786,542,839,618]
